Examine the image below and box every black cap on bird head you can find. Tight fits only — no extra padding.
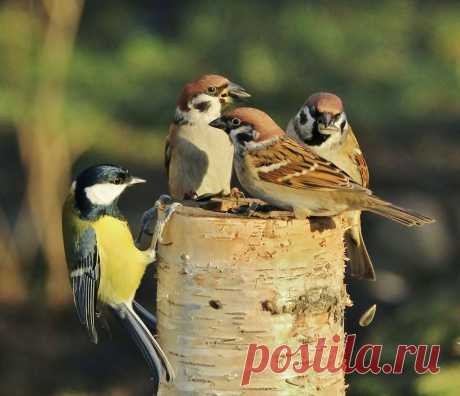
[73,164,146,217]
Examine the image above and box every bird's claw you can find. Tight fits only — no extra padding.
[229,202,260,216]
[150,199,182,249]
[136,207,157,245]
[136,195,181,249]
[156,194,174,209]
[229,187,245,200]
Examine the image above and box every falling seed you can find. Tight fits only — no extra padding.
[359,304,377,327]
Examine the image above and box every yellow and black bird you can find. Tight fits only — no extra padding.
[62,164,174,391]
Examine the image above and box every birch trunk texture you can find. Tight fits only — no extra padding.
[156,201,350,395]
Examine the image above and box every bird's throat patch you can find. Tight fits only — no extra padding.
[302,124,330,146]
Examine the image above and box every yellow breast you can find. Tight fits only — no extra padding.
[93,216,151,304]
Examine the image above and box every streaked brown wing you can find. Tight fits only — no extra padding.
[253,136,366,191]
[348,128,370,188]
[354,151,369,188]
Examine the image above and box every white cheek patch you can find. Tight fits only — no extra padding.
[296,107,316,141]
[229,125,253,144]
[335,113,349,132]
[229,125,253,158]
[174,94,222,125]
[84,183,127,206]
[187,94,222,124]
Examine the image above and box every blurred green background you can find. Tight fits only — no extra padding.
[1,1,459,395]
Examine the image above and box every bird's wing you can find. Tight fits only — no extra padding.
[348,128,370,188]
[67,226,100,343]
[354,151,369,188]
[164,123,178,179]
[252,136,368,192]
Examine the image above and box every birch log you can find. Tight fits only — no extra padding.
[156,201,350,395]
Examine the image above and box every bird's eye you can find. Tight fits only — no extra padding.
[113,177,123,185]
[231,118,241,127]
[208,86,217,94]
[309,106,317,117]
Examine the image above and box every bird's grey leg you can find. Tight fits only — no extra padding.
[135,200,162,246]
[140,195,182,261]
[150,200,182,249]
[136,194,181,246]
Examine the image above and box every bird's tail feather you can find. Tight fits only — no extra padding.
[133,300,157,332]
[110,303,174,390]
[345,225,376,281]
[364,196,434,227]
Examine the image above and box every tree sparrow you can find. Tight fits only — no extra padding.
[209,107,434,239]
[286,92,374,280]
[165,74,250,200]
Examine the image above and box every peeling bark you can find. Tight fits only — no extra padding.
[156,203,349,395]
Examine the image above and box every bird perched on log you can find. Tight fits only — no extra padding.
[165,74,250,200]
[209,107,434,230]
[62,164,175,393]
[286,92,374,280]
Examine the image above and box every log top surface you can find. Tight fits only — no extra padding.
[174,197,296,221]
[166,198,347,234]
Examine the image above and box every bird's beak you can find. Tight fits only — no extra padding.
[318,113,332,128]
[227,82,251,99]
[317,112,338,134]
[129,177,146,185]
[209,117,228,132]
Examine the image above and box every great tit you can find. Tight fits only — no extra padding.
[62,164,174,390]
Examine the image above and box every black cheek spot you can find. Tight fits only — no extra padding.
[299,110,308,125]
[340,121,347,131]
[195,101,211,112]
[237,132,253,144]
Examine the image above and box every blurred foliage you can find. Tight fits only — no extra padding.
[3,1,460,149]
[416,363,460,396]
[0,1,459,395]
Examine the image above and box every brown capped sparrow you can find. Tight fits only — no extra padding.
[209,107,434,242]
[286,92,374,279]
[165,74,250,200]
